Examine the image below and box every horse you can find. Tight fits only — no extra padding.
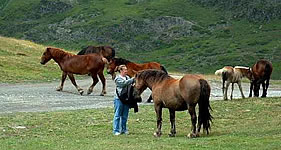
[77,45,115,62]
[249,59,273,97]
[107,57,168,103]
[133,69,212,138]
[215,66,252,100]
[40,47,107,96]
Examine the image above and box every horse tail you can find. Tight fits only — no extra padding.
[77,46,89,55]
[160,65,168,74]
[198,79,212,134]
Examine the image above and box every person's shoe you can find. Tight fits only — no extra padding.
[114,132,121,136]
[121,131,129,135]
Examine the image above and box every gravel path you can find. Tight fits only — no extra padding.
[0,75,280,114]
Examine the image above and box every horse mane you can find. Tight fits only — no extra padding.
[48,47,74,58]
[77,46,115,58]
[137,69,171,84]
[113,58,131,66]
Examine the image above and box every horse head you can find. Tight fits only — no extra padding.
[130,83,142,103]
[134,71,150,95]
[107,59,118,80]
[40,47,53,65]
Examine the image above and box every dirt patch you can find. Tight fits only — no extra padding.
[0,75,280,114]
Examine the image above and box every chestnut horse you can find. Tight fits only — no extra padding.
[77,45,115,62]
[215,66,252,100]
[249,59,273,97]
[107,58,168,102]
[134,69,212,138]
[40,47,107,96]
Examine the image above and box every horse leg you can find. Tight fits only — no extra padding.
[154,104,162,137]
[87,73,99,95]
[230,83,234,100]
[68,73,84,95]
[146,94,153,103]
[222,79,225,97]
[188,105,198,138]
[254,82,260,97]
[249,81,254,97]
[56,72,67,91]
[224,82,230,100]
[98,72,106,96]
[237,81,245,99]
[263,78,270,97]
[168,109,176,137]
[261,81,267,97]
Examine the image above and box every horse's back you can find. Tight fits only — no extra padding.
[179,75,206,104]
[253,59,273,79]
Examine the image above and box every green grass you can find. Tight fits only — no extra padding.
[0,97,280,150]
[0,36,68,83]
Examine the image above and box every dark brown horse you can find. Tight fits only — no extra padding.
[77,45,115,61]
[134,69,212,138]
[249,59,273,97]
[107,58,167,102]
[107,57,167,79]
[40,47,107,96]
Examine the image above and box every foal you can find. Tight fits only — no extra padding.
[215,66,252,100]
[40,47,107,95]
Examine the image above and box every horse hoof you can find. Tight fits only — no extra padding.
[168,133,175,137]
[79,90,84,95]
[56,87,62,91]
[153,132,161,137]
[188,133,197,138]
[100,93,104,96]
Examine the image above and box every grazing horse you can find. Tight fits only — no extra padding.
[215,66,252,100]
[249,59,273,97]
[77,45,115,62]
[134,69,212,138]
[107,58,168,103]
[40,47,107,96]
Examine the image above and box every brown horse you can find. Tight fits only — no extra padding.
[77,45,115,61]
[107,57,167,79]
[249,59,273,97]
[134,69,212,138]
[40,47,107,96]
[107,58,167,102]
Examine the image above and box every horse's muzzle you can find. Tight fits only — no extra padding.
[40,61,45,65]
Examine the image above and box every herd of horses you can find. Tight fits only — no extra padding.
[40,45,273,138]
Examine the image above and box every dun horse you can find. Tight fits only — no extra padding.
[249,59,273,97]
[40,47,107,95]
[134,69,212,138]
[215,66,252,100]
[107,58,167,102]
[77,45,115,62]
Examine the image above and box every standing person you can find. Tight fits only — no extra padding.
[113,65,135,135]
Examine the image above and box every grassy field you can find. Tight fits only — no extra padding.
[0,36,73,83]
[0,97,280,150]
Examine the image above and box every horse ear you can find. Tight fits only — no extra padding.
[46,47,51,52]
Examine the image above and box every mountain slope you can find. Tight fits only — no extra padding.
[0,0,280,79]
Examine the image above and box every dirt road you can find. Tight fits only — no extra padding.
[0,75,280,114]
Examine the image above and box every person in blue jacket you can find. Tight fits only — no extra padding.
[113,65,135,135]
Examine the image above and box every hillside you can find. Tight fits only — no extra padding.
[0,36,61,82]
[0,0,281,79]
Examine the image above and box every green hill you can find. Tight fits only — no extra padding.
[0,0,281,79]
